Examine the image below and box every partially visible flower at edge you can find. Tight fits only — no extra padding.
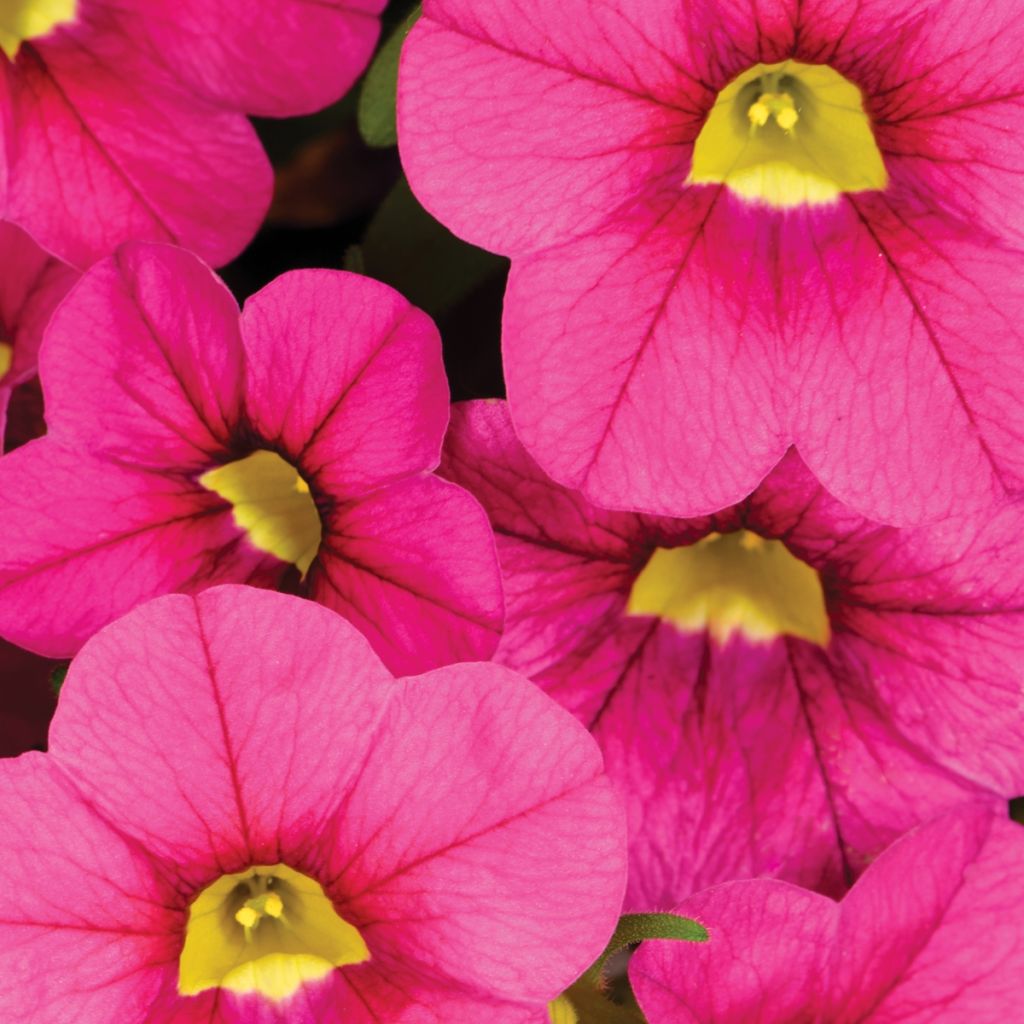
[0,585,627,1023]
[1,0,385,267]
[631,805,1024,1023]
[0,222,77,440]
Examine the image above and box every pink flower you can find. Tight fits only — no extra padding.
[399,0,1024,526]
[0,223,77,440]
[1,0,383,267]
[0,585,626,1023]
[441,401,1024,907]
[630,805,1024,1023]
[0,244,502,675]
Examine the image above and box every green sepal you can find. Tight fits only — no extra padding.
[358,5,422,148]
[584,913,708,987]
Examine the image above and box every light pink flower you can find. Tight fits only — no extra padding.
[0,222,77,439]
[0,585,627,1023]
[631,805,1024,1023]
[0,244,502,675]
[441,401,1024,907]
[400,0,1024,525]
[1,0,383,267]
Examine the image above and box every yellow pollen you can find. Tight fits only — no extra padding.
[199,449,322,578]
[0,0,77,59]
[747,92,799,132]
[689,60,887,208]
[0,341,12,380]
[235,906,260,929]
[180,864,370,1003]
[627,530,830,647]
[747,100,770,127]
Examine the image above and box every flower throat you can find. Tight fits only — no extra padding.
[689,60,887,208]
[0,0,77,59]
[628,530,830,646]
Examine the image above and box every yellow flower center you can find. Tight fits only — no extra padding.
[0,0,77,59]
[178,864,370,1002]
[200,450,323,578]
[628,530,829,646]
[0,341,12,380]
[689,60,887,208]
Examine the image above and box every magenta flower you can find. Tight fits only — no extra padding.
[441,401,1024,907]
[400,0,1024,525]
[0,244,502,675]
[631,806,1024,1023]
[0,223,77,439]
[0,585,626,1022]
[1,0,383,267]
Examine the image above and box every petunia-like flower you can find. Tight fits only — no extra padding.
[0,0,383,268]
[630,805,1024,1023]
[0,585,627,1023]
[441,401,1024,907]
[0,243,503,676]
[400,0,1024,525]
[0,222,77,440]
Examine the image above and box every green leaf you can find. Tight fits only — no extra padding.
[360,177,507,317]
[358,6,422,148]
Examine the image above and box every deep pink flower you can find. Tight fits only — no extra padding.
[631,806,1024,1023]
[0,244,502,675]
[0,585,627,1023]
[441,401,1024,907]
[400,0,1024,525]
[0,222,77,439]
[1,0,383,267]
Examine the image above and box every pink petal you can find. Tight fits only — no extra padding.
[6,32,270,267]
[830,806,1024,1022]
[0,442,278,657]
[0,222,78,434]
[791,195,1024,524]
[308,474,502,676]
[590,631,843,906]
[502,193,787,517]
[239,269,448,497]
[0,756,177,1024]
[326,661,626,1004]
[132,0,383,118]
[399,0,701,255]
[631,880,836,1024]
[41,243,245,469]
[47,587,393,887]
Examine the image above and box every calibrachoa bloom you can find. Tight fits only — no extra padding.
[0,222,77,439]
[0,0,384,267]
[630,806,1024,1023]
[441,401,1024,907]
[400,0,1024,525]
[0,243,503,676]
[0,585,627,1022]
